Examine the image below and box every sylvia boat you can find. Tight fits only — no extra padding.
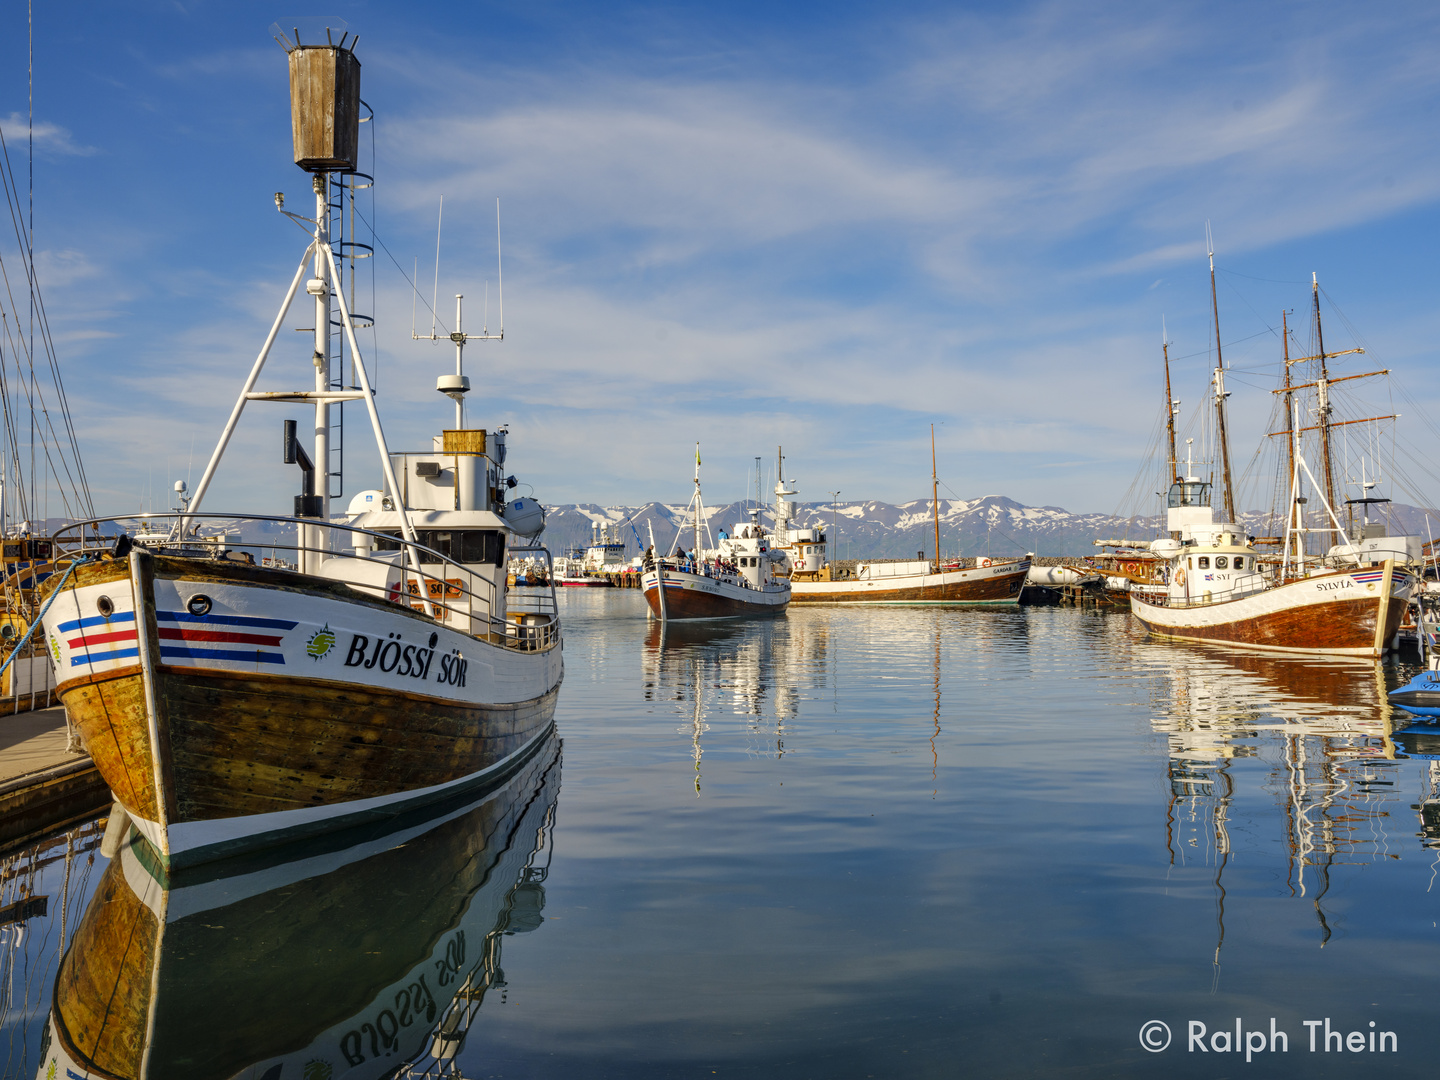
[1130,256,1415,658]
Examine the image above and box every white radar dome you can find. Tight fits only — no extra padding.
[502,498,546,538]
[347,489,386,515]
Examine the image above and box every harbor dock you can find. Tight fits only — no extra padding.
[0,706,107,853]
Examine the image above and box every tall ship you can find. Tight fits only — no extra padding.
[772,436,1031,605]
[1130,243,1414,657]
[641,447,790,619]
[37,33,562,871]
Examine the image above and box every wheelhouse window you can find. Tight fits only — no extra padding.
[1233,557,1244,570]
[1215,556,1228,569]
[1197,557,1210,569]
[374,530,506,566]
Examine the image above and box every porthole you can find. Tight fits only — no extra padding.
[96,595,114,618]
[187,594,213,617]
[0,625,15,641]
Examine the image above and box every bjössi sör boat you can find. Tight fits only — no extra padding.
[40,35,562,872]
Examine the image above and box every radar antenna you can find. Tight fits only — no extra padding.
[413,197,505,430]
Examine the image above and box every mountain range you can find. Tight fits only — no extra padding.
[542,496,1440,561]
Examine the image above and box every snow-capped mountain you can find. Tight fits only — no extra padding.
[542,496,1440,560]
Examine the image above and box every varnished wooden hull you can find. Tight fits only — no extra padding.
[1130,564,1408,657]
[642,568,789,619]
[42,551,563,870]
[46,733,561,1080]
[789,559,1029,605]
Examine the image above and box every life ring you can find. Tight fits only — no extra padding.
[1175,568,1186,588]
[978,557,992,568]
[1123,562,1137,575]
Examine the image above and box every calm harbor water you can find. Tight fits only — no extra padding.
[2,590,1439,1078]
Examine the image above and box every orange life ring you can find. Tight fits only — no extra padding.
[979,557,992,568]
[1175,568,1186,587]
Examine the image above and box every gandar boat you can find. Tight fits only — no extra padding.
[38,34,561,871]
[771,437,1030,606]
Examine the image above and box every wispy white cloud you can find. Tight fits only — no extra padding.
[0,113,97,157]
[22,2,1440,517]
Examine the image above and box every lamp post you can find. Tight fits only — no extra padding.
[829,491,841,568]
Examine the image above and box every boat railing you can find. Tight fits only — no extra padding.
[650,555,777,592]
[48,513,560,652]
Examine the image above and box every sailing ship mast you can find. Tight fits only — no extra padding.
[1208,228,1236,523]
[931,424,941,573]
[1163,327,1179,485]
[1311,274,1339,521]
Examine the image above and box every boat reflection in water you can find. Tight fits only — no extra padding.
[39,733,561,1080]
[1140,641,1404,951]
[643,616,830,791]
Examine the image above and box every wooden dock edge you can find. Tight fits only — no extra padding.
[0,756,110,856]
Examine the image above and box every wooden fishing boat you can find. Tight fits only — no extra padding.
[772,438,1030,606]
[40,729,560,1080]
[1129,255,1418,657]
[1131,555,1408,655]
[641,448,790,619]
[788,556,1030,605]
[642,557,790,619]
[38,35,562,870]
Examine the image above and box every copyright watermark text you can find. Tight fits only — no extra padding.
[1138,1018,1398,1061]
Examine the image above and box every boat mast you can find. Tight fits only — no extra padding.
[693,442,701,556]
[931,424,941,573]
[1281,310,1301,564]
[1208,229,1236,523]
[1311,274,1339,529]
[1162,325,1178,484]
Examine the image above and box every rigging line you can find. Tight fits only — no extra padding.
[0,125,90,516]
[0,251,90,519]
[348,200,448,333]
[1170,327,1275,363]
[1219,275,1284,346]
[0,315,32,524]
[0,268,76,519]
[1217,268,1307,286]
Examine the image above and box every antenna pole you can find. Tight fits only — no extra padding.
[454,293,464,430]
[431,196,443,338]
[496,198,504,339]
[1208,226,1236,523]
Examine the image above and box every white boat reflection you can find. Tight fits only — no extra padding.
[1138,642,1405,952]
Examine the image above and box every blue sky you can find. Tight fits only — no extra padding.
[2,1,1439,519]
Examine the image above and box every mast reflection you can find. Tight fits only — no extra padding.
[39,734,561,1080]
[642,617,830,792]
[1143,643,1402,956]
